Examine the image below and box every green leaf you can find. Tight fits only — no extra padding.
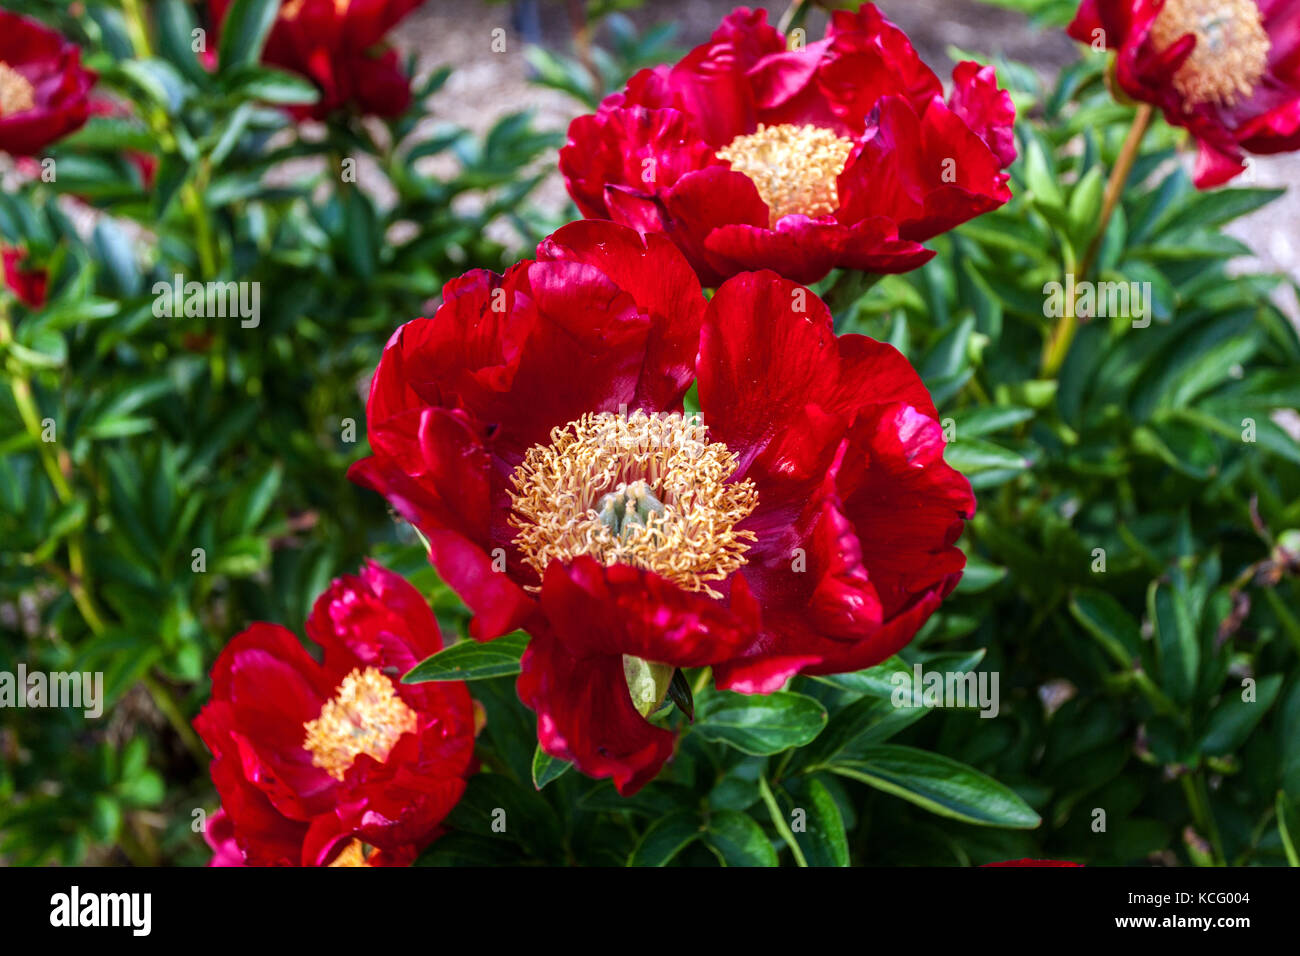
[1280,679,1300,801]
[950,405,1034,439]
[217,0,281,72]
[795,696,929,770]
[156,0,210,85]
[1278,792,1300,867]
[920,315,975,383]
[825,745,1040,828]
[92,219,141,297]
[1070,589,1143,668]
[956,554,1007,594]
[416,832,523,866]
[702,810,777,867]
[340,188,378,279]
[628,811,703,866]
[1198,674,1283,757]
[531,745,571,790]
[214,535,269,576]
[236,463,282,534]
[1148,579,1199,704]
[404,632,530,683]
[1153,187,1284,235]
[695,690,827,755]
[1023,138,1063,210]
[1133,419,1219,480]
[223,66,320,105]
[813,650,984,702]
[944,438,1032,475]
[443,773,563,861]
[774,776,850,867]
[1068,166,1105,242]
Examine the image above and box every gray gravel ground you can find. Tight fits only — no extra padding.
[394,0,1297,306]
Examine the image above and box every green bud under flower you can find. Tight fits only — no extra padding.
[622,655,675,718]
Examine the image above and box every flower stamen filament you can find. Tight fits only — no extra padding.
[0,62,35,117]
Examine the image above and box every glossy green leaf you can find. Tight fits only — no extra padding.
[404,632,530,683]
[826,746,1040,829]
[531,745,571,790]
[695,691,827,755]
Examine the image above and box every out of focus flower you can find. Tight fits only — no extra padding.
[2,246,48,309]
[982,859,1083,866]
[1069,0,1300,186]
[211,0,425,119]
[0,11,96,156]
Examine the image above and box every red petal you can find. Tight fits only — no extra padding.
[698,271,937,472]
[517,626,675,796]
[836,404,975,618]
[537,220,706,412]
[537,556,752,665]
[948,61,1018,168]
[559,106,719,218]
[705,216,933,284]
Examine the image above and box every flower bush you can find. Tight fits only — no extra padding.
[1,0,1299,868]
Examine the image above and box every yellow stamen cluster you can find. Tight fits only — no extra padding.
[716,123,855,227]
[0,62,35,118]
[303,667,417,782]
[327,840,371,867]
[508,410,758,598]
[1152,0,1270,109]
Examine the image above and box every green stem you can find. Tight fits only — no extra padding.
[144,675,208,764]
[777,0,810,37]
[2,311,72,501]
[182,178,218,280]
[758,775,808,867]
[1041,104,1153,378]
[3,309,109,635]
[1180,772,1224,866]
[691,666,712,697]
[119,0,155,58]
[115,817,155,866]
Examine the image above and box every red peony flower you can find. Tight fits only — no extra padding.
[0,11,96,157]
[194,560,475,866]
[558,5,1016,286]
[982,859,1083,866]
[211,0,424,119]
[1069,0,1300,187]
[349,220,974,794]
[2,246,48,309]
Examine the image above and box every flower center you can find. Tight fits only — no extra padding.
[1151,0,1270,108]
[303,667,417,781]
[0,62,35,118]
[327,840,372,867]
[508,409,758,598]
[716,123,854,227]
